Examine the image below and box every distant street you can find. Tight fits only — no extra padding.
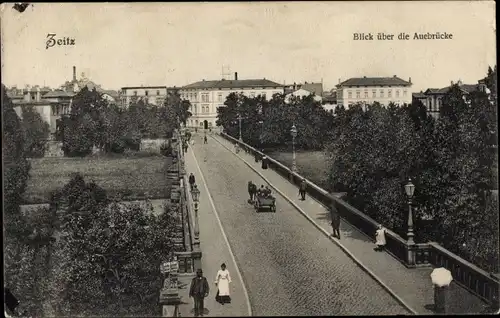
[187,133,410,316]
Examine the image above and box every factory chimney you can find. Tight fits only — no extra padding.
[73,66,76,81]
[234,72,238,81]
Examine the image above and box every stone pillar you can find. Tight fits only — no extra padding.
[433,285,450,314]
[406,243,416,268]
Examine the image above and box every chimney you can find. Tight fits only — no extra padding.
[393,75,397,78]
[409,77,412,83]
[234,72,238,80]
[73,66,76,81]
[451,80,454,85]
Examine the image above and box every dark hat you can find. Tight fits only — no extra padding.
[196,268,203,273]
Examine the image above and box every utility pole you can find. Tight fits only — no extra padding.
[221,64,231,80]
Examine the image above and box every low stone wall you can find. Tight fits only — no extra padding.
[141,138,169,153]
[221,132,500,307]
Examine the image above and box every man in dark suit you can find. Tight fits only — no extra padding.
[189,269,210,317]
[189,173,196,191]
[331,204,341,239]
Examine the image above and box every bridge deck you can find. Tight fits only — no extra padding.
[184,133,412,316]
[209,133,490,315]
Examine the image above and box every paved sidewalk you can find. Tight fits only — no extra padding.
[180,142,251,317]
[212,134,490,315]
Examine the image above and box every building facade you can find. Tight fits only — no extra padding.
[284,81,323,96]
[336,76,413,107]
[419,80,488,119]
[284,88,323,103]
[120,86,173,107]
[8,66,116,136]
[180,73,283,129]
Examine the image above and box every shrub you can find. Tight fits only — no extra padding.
[160,142,173,157]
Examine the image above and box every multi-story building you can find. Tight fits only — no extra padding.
[336,76,413,107]
[120,86,178,107]
[284,81,323,96]
[9,66,116,136]
[180,72,283,129]
[284,88,323,104]
[419,80,489,119]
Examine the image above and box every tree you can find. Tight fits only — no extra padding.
[61,87,108,156]
[165,90,192,127]
[2,84,31,239]
[50,174,177,315]
[21,106,50,157]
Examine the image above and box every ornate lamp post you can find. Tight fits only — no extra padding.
[190,184,202,270]
[290,124,298,172]
[238,113,243,142]
[404,178,416,267]
[191,184,201,242]
[404,178,415,244]
[259,120,264,147]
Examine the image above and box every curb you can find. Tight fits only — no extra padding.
[212,135,418,315]
[188,144,254,317]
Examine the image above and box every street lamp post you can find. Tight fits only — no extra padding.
[191,185,200,242]
[404,178,416,266]
[290,124,298,172]
[238,113,243,142]
[190,184,202,270]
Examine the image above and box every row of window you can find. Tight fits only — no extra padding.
[181,92,269,102]
[51,105,70,116]
[132,90,163,96]
[188,120,214,127]
[345,89,408,99]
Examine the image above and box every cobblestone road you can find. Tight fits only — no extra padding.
[189,135,410,316]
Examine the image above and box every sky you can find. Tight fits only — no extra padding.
[1,2,496,92]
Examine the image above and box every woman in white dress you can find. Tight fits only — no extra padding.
[215,263,232,305]
[374,224,387,251]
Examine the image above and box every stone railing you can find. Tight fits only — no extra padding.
[159,132,199,317]
[429,243,499,306]
[221,132,499,308]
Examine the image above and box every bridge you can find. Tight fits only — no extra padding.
[167,130,497,317]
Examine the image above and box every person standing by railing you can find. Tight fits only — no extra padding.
[374,224,387,251]
[189,173,196,191]
[299,179,307,200]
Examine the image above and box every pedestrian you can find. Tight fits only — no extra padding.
[330,204,341,239]
[374,224,387,251]
[247,181,254,203]
[261,155,268,169]
[215,263,232,305]
[189,269,210,317]
[189,173,196,191]
[299,179,307,200]
[204,135,208,144]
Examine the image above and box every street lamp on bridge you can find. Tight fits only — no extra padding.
[191,184,201,243]
[404,178,416,267]
[237,113,244,142]
[404,178,415,244]
[290,124,298,172]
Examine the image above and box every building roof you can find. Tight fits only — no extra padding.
[121,86,168,90]
[285,88,323,102]
[412,92,426,99]
[337,76,412,87]
[182,78,283,90]
[43,90,75,98]
[12,100,64,106]
[424,83,480,95]
[101,90,120,99]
